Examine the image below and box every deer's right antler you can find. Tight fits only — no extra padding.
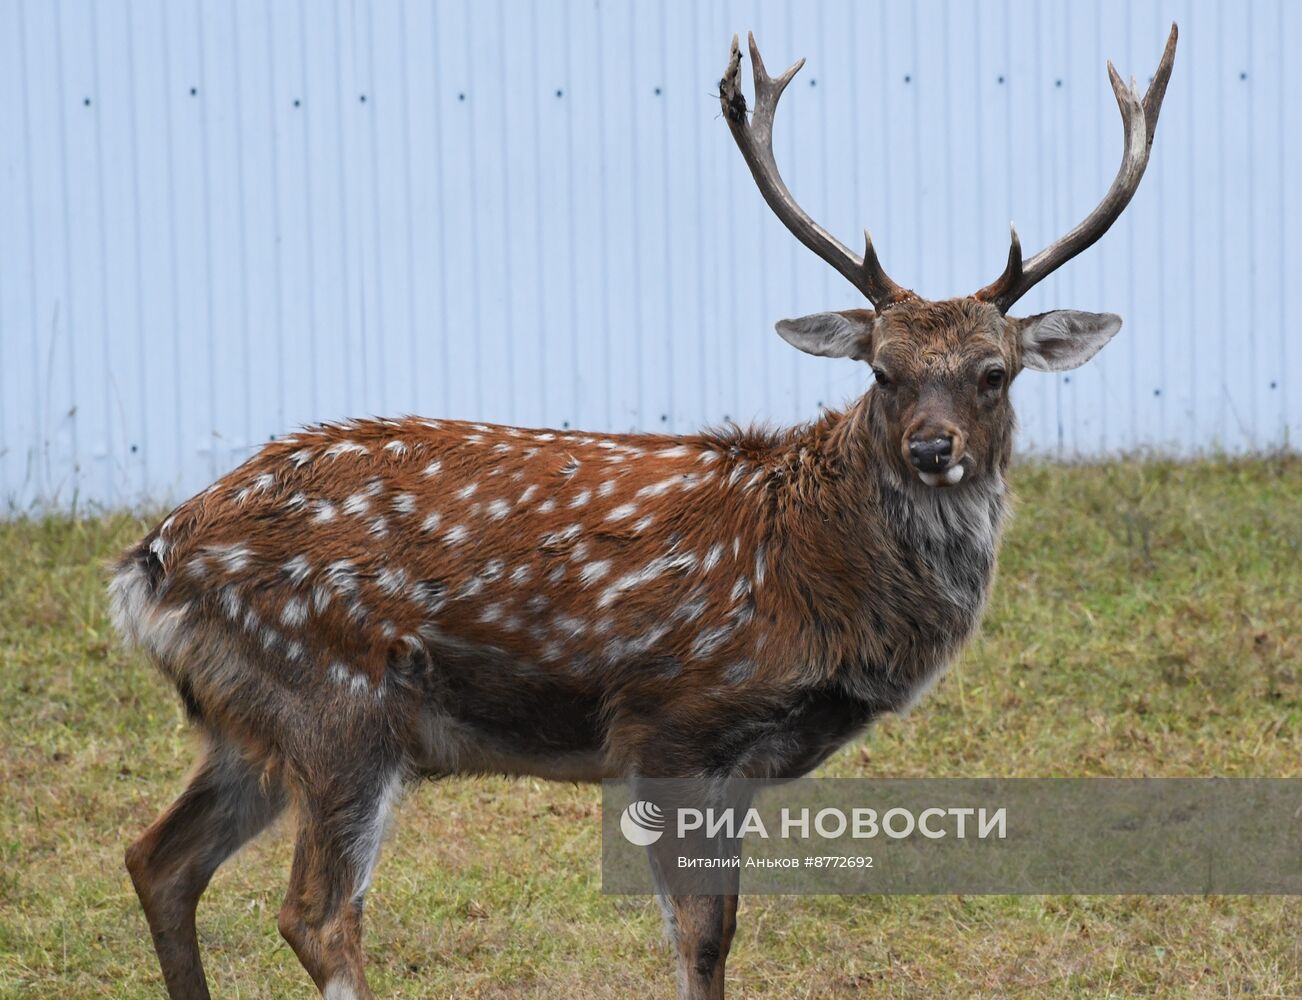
[720,33,915,310]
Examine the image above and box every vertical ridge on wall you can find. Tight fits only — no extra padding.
[1,0,1298,511]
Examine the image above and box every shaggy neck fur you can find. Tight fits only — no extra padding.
[767,386,1013,701]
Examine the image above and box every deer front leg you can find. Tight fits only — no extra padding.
[631,769,748,998]
[646,821,741,1000]
[656,893,738,1000]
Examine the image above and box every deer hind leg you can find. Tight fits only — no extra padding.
[277,766,403,999]
[125,739,286,1000]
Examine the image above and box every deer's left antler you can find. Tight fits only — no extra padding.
[974,24,1179,312]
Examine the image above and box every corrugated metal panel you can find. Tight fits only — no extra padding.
[1,0,1298,511]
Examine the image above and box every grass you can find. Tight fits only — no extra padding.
[1,457,1298,998]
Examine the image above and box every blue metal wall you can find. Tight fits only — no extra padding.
[1,1,1298,511]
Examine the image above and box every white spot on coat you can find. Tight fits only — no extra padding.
[342,493,371,516]
[376,567,409,595]
[554,614,586,638]
[281,597,308,627]
[208,543,252,574]
[579,560,611,586]
[691,623,734,659]
[324,441,369,458]
[324,559,359,594]
[703,544,724,573]
[456,577,484,599]
[605,503,638,522]
[597,552,696,609]
[635,477,677,499]
[219,587,242,620]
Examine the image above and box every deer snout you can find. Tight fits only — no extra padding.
[908,436,953,471]
[904,422,967,486]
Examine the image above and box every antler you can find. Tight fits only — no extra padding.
[720,33,915,309]
[975,24,1179,312]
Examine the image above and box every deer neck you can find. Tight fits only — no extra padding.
[773,391,1011,695]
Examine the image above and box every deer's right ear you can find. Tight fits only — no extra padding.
[775,310,876,360]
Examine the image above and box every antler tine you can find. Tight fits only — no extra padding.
[975,24,1177,313]
[721,33,914,309]
[1143,23,1179,146]
[862,230,911,308]
[973,224,1024,307]
[745,31,804,121]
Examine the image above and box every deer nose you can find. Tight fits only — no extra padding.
[908,436,954,471]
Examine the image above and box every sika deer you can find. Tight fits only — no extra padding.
[112,26,1176,1000]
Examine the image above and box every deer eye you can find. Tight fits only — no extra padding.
[983,368,1006,390]
[872,368,892,388]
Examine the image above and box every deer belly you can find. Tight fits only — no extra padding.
[413,664,613,780]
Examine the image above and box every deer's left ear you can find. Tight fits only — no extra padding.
[1017,310,1122,372]
[775,309,876,360]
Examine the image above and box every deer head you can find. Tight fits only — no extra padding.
[721,27,1177,488]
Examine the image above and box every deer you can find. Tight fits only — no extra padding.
[110,25,1176,1000]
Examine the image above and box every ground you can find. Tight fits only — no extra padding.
[1,457,1298,999]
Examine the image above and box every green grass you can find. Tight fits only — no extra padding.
[1,458,1298,998]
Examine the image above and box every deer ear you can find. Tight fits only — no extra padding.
[1018,310,1122,372]
[775,310,876,360]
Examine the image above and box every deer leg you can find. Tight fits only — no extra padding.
[277,768,402,999]
[125,740,286,1000]
[639,775,746,1000]
[653,892,739,1000]
[647,830,741,1000]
